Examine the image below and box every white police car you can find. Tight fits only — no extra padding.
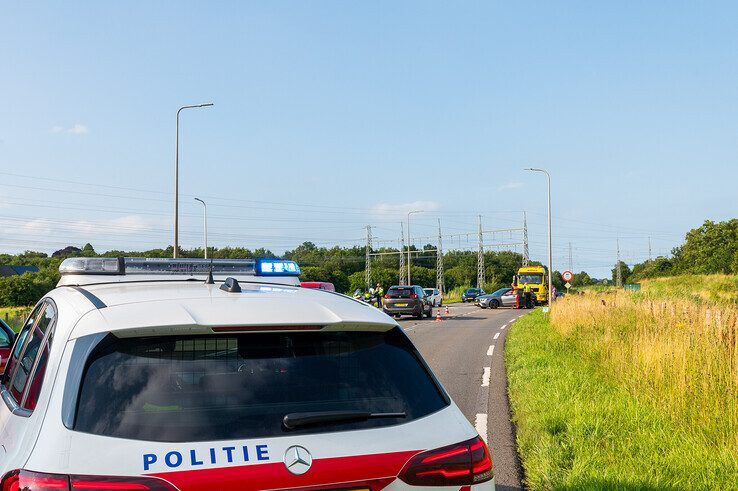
[0,257,494,490]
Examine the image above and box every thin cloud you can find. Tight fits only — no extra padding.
[498,181,523,191]
[51,123,89,135]
[370,200,441,218]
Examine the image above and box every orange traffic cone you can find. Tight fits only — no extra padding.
[435,309,443,322]
[444,305,450,315]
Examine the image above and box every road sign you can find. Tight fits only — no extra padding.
[565,282,571,289]
[562,270,574,282]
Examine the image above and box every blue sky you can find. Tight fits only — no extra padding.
[2,1,737,277]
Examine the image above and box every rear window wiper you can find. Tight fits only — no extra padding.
[282,410,406,430]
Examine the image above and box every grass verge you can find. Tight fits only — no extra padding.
[506,310,738,489]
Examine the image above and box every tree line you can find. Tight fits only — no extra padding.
[0,242,542,307]
[617,219,738,283]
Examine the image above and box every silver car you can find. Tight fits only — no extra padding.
[423,288,443,307]
[478,287,517,309]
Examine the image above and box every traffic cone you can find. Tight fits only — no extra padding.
[435,309,443,322]
[445,305,450,315]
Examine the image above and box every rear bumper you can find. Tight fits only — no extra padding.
[383,305,423,315]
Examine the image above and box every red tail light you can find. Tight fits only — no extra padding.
[1,470,176,491]
[398,436,493,486]
[410,293,418,299]
[384,294,390,299]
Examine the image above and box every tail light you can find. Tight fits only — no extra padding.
[1,470,177,491]
[410,294,418,299]
[384,294,390,299]
[398,436,493,486]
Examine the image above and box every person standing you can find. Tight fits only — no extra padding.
[523,283,533,309]
[375,283,384,308]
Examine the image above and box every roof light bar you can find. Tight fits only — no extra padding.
[59,257,301,277]
[255,259,301,277]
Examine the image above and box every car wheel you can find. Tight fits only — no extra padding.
[490,299,500,309]
[426,305,433,318]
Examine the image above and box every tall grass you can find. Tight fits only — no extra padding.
[636,274,738,306]
[551,291,738,465]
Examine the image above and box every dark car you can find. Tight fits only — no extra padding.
[461,287,486,302]
[0,318,16,373]
[383,285,433,319]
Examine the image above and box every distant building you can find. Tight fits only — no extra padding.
[0,265,40,278]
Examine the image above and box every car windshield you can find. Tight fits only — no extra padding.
[423,289,434,295]
[518,274,542,284]
[493,288,511,296]
[465,289,479,294]
[73,329,447,442]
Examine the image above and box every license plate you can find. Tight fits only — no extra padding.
[396,303,408,307]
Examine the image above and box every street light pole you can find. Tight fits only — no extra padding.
[174,102,213,258]
[194,198,208,259]
[525,167,553,305]
[407,210,423,285]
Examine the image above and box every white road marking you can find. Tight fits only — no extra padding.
[500,323,508,330]
[475,413,488,443]
[493,332,500,340]
[487,345,495,356]
[482,367,491,387]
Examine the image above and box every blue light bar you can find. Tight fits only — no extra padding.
[255,259,301,276]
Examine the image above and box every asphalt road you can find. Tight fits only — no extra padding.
[398,303,527,490]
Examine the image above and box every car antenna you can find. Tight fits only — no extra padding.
[205,258,214,285]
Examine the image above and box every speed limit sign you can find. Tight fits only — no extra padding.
[562,270,574,283]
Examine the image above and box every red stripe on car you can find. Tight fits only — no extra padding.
[148,450,419,491]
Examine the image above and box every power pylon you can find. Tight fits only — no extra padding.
[437,218,445,294]
[399,222,407,285]
[616,239,623,287]
[523,211,530,266]
[477,215,485,288]
[365,225,372,289]
[568,242,573,273]
[648,236,652,261]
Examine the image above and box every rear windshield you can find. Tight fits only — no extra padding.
[73,328,447,442]
[386,287,415,298]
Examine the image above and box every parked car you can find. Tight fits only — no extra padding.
[0,257,494,490]
[478,288,518,309]
[423,288,443,307]
[461,288,486,302]
[0,318,15,373]
[383,285,433,319]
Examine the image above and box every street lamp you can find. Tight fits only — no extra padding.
[194,198,208,259]
[407,210,423,284]
[174,102,213,258]
[525,167,553,306]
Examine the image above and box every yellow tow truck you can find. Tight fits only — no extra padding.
[515,265,548,305]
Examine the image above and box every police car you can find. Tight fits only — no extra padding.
[0,257,494,490]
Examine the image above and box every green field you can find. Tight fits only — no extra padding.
[0,306,31,331]
[506,310,738,490]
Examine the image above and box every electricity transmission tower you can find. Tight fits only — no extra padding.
[616,239,623,287]
[436,218,445,294]
[477,215,485,288]
[365,225,372,289]
[568,242,573,272]
[523,211,529,266]
[648,236,652,261]
[399,222,407,285]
